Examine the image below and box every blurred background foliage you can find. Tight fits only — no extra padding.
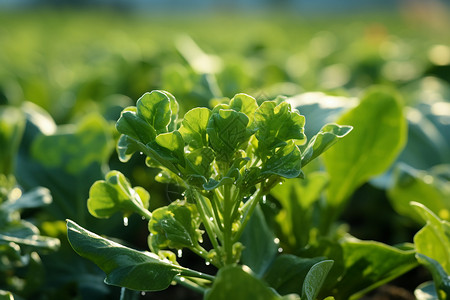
[0,0,449,299]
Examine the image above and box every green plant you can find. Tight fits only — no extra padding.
[66,90,351,299]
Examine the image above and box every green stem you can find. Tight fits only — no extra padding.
[180,267,215,282]
[222,183,234,265]
[174,276,207,294]
[188,188,222,260]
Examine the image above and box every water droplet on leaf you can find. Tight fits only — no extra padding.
[177,249,183,258]
[123,217,129,227]
[274,238,280,244]
[278,247,283,253]
[205,261,210,266]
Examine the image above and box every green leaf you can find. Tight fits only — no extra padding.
[388,164,450,223]
[148,200,201,252]
[185,147,214,179]
[240,204,278,276]
[416,254,450,300]
[116,107,156,144]
[229,93,259,124]
[0,187,51,213]
[116,134,140,163]
[253,101,305,152]
[207,109,250,162]
[0,220,60,252]
[260,141,302,179]
[301,260,334,300]
[178,107,211,149]
[87,171,150,219]
[322,87,407,212]
[263,254,325,296]
[333,236,418,300]
[412,202,450,274]
[151,131,185,166]
[136,90,178,134]
[301,123,353,167]
[271,172,328,249]
[0,106,25,176]
[31,114,114,175]
[66,220,210,291]
[205,265,283,300]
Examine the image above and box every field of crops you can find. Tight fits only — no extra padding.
[1,6,449,300]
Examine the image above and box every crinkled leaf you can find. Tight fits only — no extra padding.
[389,164,450,223]
[260,141,302,179]
[185,147,214,179]
[412,202,450,274]
[148,200,201,252]
[66,220,207,291]
[203,166,241,191]
[416,254,450,300]
[116,107,156,144]
[263,254,325,296]
[205,265,283,300]
[136,90,178,134]
[229,93,259,124]
[333,236,418,300]
[0,106,25,176]
[31,114,114,175]
[301,260,334,300]
[178,107,211,149]
[207,109,250,162]
[323,87,407,211]
[87,171,150,219]
[301,123,353,167]
[253,101,305,152]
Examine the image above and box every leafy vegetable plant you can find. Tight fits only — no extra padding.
[67,90,352,298]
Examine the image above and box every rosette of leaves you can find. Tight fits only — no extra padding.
[67,90,351,297]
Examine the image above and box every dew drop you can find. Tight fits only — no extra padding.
[142,216,146,220]
[141,292,146,296]
[205,261,210,266]
[209,217,214,222]
[278,247,283,253]
[274,238,280,244]
[262,195,267,204]
[139,152,143,155]
[123,217,129,227]
[177,249,183,258]
[179,277,185,282]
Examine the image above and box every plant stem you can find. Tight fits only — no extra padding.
[222,183,234,265]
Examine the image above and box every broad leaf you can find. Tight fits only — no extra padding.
[207,109,250,162]
[263,254,325,296]
[148,200,201,252]
[388,164,450,223]
[31,114,114,175]
[205,265,283,300]
[412,202,450,274]
[151,131,185,166]
[0,187,51,213]
[136,90,178,134]
[416,254,450,300]
[415,281,441,300]
[66,220,210,291]
[87,171,150,219]
[301,260,334,300]
[178,107,211,149]
[322,87,407,213]
[332,236,418,300]
[301,123,353,167]
[185,147,214,179]
[240,204,278,276]
[116,107,156,144]
[253,101,305,152]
